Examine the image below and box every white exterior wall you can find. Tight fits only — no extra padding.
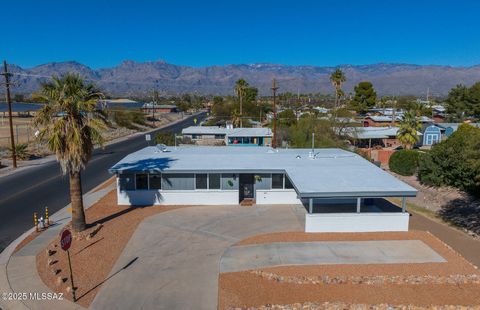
[117,189,238,205]
[305,212,409,232]
[255,189,302,205]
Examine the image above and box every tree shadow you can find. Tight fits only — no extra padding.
[110,157,177,174]
[438,197,480,236]
[76,256,139,301]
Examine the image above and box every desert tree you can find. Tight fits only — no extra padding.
[34,73,107,233]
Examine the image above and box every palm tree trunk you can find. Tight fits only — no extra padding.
[69,171,86,232]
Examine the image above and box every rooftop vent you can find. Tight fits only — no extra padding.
[156,144,168,152]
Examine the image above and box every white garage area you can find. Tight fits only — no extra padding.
[110,146,417,233]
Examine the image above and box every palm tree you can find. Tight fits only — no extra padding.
[329,68,346,114]
[234,79,249,127]
[34,73,106,233]
[396,110,422,150]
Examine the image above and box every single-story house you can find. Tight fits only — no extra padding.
[341,126,423,149]
[182,126,272,146]
[110,146,417,233]
[363,116,402,127]
[437,123,480,137]
[142,103,178,113]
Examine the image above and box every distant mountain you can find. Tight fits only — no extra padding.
[7,60,480,97]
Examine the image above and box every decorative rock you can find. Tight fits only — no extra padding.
[48,249,56,256]
[55,277,63,286]
[89,223,104,238]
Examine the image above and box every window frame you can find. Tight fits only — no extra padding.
[195,173,208,190]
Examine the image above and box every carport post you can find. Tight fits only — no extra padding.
[308,198,313,214]
[356,198,361,213]
[402,197,407,213]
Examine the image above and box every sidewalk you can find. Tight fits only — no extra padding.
[0,112,196,179]
[0,181,116,310]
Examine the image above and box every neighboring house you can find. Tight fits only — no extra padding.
[142,103,178,113]
[341,126,422,149]
[437,123,480,137]
[363,116,402,127]
[110,146,417,233]
[182,125,273,146]
[422,125,442,146]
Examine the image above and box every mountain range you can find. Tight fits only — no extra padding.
[7,60,480,97]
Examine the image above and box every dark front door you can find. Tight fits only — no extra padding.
[239,174,254,202]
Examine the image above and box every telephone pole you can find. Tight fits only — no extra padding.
[152,89,159,127]
[271,79,278,149]
[1,60,16,168]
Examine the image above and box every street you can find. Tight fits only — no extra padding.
[0,113,205,251]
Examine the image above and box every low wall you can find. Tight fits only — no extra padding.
[255,189,302,205]
[117,189,239,205]
[305,212,409,232]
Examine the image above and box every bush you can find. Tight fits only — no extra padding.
[112,109,146,129]
[389,150,419,176]
[154,132,175,146]
[418,124,480,195]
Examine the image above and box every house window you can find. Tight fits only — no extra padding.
[119,174,135,191]
[162,173,195,190]
[135,174,149,190]
[214,134,224,139]
[209,173,221,189]
[272,173,284,189]
[285,175,294,189]
[192,134,201,139]
[195,174,208,189]
[149,174,162,189]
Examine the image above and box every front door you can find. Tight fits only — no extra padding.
[239,174,254,202]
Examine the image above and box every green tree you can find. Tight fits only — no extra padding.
[350,81,377,113]
[418,124,480,195]
[34,73,107,233]
[329,69,346,114]
[234,79,249,127]
[396,110,421,149]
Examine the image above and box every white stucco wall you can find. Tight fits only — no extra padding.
[117,189,239,205]
[305,212,409,232]
[255,189,302,205]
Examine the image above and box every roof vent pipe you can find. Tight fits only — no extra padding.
[309,132,315,159]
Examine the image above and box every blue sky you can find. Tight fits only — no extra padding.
[2,0,480,68]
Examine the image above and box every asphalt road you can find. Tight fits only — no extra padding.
[0,113,206,252]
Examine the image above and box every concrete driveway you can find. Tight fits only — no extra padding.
[91,204,305,310]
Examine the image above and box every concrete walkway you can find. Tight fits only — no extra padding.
[220,240,446,273]
[0,182,116,310]
[91,204,305,310]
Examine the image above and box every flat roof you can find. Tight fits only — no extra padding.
[110,146,417,198]
[182,126,272,137]
[341,127,422,139]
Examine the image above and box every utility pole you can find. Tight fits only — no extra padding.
[1,60,16,168]
[239,91,243,128]
[152,89,159,127]
[271,79,279,149]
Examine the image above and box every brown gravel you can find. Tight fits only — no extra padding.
[219,231,480,309]
[36,190,188,307]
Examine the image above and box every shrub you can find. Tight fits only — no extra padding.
[112,109,146,129]
[418,124,480,195]
[9,143,30,160]
[389,150,419,176]
[154,132,175,146]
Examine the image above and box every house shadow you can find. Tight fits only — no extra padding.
[302,198,403,213]
[438,197,480,235]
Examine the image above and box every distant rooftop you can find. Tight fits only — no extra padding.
[110,146,417,198]
[182,126,272,137]
[340,126,422,139]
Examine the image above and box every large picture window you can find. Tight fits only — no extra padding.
[209,173,221,189]
[272,173,284,189]
[195,174,208,189]
[149,174,162,189]
[119,174,135,191]
[135,174,148,190]
[162,173,195,190]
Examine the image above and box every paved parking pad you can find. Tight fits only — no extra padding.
[220,240,447,273]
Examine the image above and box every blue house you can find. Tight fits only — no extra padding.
[422,125,442,146]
